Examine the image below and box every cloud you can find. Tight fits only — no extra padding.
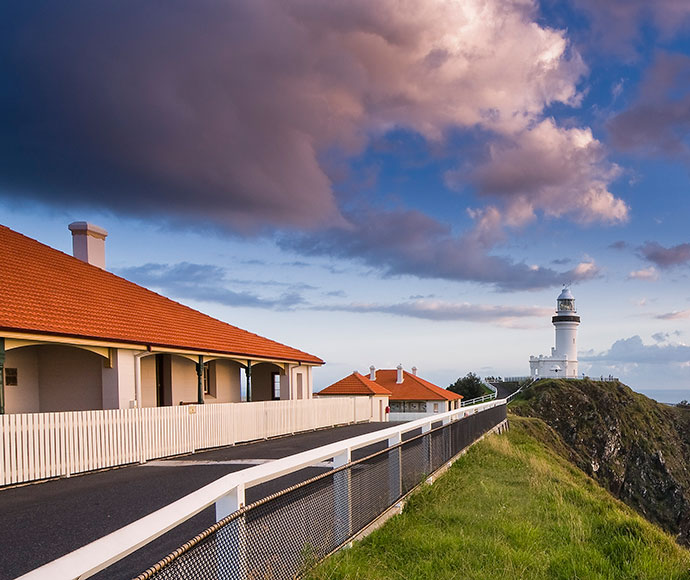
[321,299,551,325]
[117,262,306,309]
[609,52,690,157]
[581,335,690,365]
[638,241,690,269]
[609,241,628,250]
[452,119,627,225]
[652,331,682,342]
[281,207,601,290]
[570,1,690,57]
[656,310,690,320]
[1,1,612,233]
[627,266,659,281]
[0,0,629,288]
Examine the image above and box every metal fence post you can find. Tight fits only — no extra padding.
[332,449,352,545]
[387,433,402,503]
[216,484,246,580]
[421,423,432,475]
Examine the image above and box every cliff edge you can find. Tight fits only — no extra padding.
[511,378,690,546]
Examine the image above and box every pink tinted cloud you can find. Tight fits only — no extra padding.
[455,119,627,225]
[656,310,690,320]
[627,267,659,281]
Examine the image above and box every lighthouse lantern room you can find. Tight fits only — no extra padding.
[529,287,581,379]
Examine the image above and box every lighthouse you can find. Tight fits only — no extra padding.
[529,287,580,379]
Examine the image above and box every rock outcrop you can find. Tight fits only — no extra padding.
[512,378,690,545]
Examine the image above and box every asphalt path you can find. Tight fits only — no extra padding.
[0,421,405,580]
[492,381,521,400]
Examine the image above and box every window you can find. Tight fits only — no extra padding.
[272,372,281,400]
[433,403,439,413]
[202,362,216,397]
[4,368,17,386]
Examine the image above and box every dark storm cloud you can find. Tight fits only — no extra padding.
[638,241,690,269]
[117,262,306,309]
[0,1,342,232]
[0,1,613,288]
[280,207,600,291]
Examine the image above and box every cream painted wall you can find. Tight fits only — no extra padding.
[373,395,389,421]
[4,347,40,413]
[171,356,199,405]
[208,359,242,403]
[140,355,157,408]
[290,365,313,400]
[101,349,136,409]
[37,345,103,411]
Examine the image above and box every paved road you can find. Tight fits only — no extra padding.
[1,421,404,580]
[492,381,521,400]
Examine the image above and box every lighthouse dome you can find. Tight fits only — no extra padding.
[557,287,574,300]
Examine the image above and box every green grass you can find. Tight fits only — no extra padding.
[306,416,690,580]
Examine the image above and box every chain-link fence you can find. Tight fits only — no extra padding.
[134,404,506,580]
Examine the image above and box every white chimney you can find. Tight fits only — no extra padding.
[369,365,376,380]
[68,222,108,269]
[412,366,417,376]
[396,364,403,384]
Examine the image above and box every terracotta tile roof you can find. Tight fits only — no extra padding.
[371,369,463,401]
[0,225,323,364]
[317,372,392,396]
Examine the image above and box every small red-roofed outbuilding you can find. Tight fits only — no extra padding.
[318,365,462,419]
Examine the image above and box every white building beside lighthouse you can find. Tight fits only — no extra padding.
[529,287,580,379]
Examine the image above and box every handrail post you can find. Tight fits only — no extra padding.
[421,422,432,475]
[332,449,352,545]
[388,433,402,503]
[216,484,246,580]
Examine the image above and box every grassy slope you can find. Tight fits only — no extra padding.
[510,379,690,544]
[307,417,690,580]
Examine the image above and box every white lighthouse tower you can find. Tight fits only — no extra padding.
[529,287,580,379]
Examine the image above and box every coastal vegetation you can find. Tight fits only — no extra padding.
[447,372,490,400]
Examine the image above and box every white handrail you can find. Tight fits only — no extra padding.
[18,400,506,580]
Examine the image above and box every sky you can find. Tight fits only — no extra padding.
[1,0,690,402]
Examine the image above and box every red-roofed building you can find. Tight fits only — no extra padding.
[319,365,461,418]
[316,371,391,421]
[0,223,324,414]
[373,366,462,415]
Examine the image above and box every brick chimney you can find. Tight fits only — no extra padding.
[396,364,403,384]
[369,365,376,380]
[68,222,108,269]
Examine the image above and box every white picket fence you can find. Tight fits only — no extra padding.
[0,397,375,487]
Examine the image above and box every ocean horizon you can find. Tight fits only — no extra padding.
[637,388,690,405]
